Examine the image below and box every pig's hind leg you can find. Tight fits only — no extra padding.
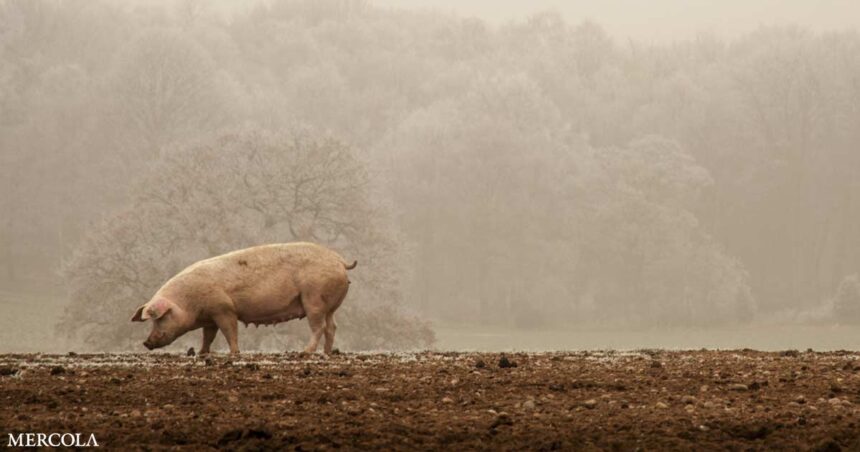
[301,292,326,354]
[323,284,348,355]
[323,312,337,355]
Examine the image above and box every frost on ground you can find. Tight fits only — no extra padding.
[1,350,860,450]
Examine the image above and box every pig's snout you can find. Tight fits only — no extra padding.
[143,331,170,350]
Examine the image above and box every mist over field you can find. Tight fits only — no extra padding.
[2,0,860,352]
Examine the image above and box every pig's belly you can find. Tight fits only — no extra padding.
[237,295,306,326]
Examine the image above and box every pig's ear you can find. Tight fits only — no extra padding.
[142,298,172,320]
[131,304,147,322]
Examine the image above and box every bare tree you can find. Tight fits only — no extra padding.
[107,29,234,157]
[60,127,433,351]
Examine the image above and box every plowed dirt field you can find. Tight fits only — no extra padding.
[2,350,860,450]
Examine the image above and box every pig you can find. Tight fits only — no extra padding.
[131,242,356,355]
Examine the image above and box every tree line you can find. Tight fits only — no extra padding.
[1,0,859,348]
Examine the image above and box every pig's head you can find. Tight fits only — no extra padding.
[131,298,191,350]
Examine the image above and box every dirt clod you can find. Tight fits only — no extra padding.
[498,355,517,368]
[731,424,771,440]
[217,428,273,446]
[490,414,513,430]
[816,439,843,452]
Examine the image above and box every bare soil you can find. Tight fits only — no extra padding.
[2,350,860,450]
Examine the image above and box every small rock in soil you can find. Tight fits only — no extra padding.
[50,366,65,376]
[523,399,536,410]
[475,359,486,369]
[217,428,273,446]
[733,424,771,440]
[0,366,18,377]
[186,347,195,357]
[730,384,749,391]
[748,381,767,390]
[499,355,517,368]
[490,414,513,430]
[582,399,598,409]
[816,439,843,452]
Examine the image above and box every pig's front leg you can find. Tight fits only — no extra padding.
[213,313,240,354]
[199,325,217,355]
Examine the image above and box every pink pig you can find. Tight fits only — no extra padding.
[131,242,356,354]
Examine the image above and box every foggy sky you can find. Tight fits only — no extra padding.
[373,0,860,42]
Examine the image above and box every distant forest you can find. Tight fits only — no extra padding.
[2,0,859,342]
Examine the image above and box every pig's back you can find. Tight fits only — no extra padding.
[161,243,347,304]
